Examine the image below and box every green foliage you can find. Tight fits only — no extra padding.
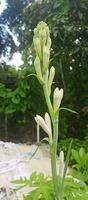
[13,172,88,200]
[64,177,88,200]
[71,148,88,182]
[0,67,30,116]
[0,83,16,114]
[13,172,54,200]
[57,137,88,157]
[0,61,47,140]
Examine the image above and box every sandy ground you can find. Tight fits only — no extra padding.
[0,141,56,199]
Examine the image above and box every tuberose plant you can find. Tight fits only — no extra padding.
[33,21,76,200]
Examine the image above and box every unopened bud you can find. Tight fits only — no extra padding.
[48,66,55,92]
[53,88,63,111]
[33,37,41,58]
[35,114,51,137]
[39,29,46,45]
[34,56,42,77]
[45,113,52,134]
[43,45,50,71]
[47,37,51,49]
[58,151,64,178]
[45,26,49,37]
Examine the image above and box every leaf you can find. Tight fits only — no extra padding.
[5,105,16,114]
[60,140,73,193]
[0,90,6,98]
[19,90,26,97]
[42,137,49,143]
[59,107,78,114]
[12,95,20,104]
[21,105,27,112]
[79,148,86,166]
[71,149,81,166]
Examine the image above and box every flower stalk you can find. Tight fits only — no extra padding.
[33,21,65,200]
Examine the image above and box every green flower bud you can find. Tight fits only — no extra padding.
[53,87,63,111]
[33,37,41,58]
[45,26,49,37]
[43,45,50,71]
[48,66,55,94]
[34,56,42,77]
[47,37,51,49]
[39,29,47,45]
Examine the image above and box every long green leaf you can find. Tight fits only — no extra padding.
[59,107,78,114]
[60,140,73,194]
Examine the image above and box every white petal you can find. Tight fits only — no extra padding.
[48,66,55,94]
[45,113,52,134]
[35,115,51,136]
[53,87,63,110]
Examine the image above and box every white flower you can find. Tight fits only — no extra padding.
[53,87,63,111]
[35,113,52,138]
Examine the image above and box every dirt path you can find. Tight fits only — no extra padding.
[0,141,53,200]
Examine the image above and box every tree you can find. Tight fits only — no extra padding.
[14,0,88,138]
[0,0,27,58]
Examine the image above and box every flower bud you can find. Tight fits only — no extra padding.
[39,29,46,45]
[53,88,63,111]
[47,37,51,49]
[35,114,51,137]
[58,151,64,178]
[45,113,52,134]
[34,28,38,36]
[43,45,50,71]
[33,37,41,58]
[48,66,55,91]
[45,26,49,37]
[34,56,42,77]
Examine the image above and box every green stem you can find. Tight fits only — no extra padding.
[50,145,60,200]
[43,82,61,200]
[43,83,54,121]
[53,115,59,154]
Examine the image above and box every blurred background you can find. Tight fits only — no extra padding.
[0,0,88,144]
